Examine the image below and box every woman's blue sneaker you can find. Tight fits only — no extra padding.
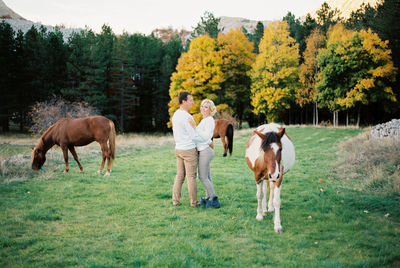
[206,195,220,209]
[200,197,207,208]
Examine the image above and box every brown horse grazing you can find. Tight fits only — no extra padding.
[31,116,116,176]
[213,119,234,157]
[245,123,295,233]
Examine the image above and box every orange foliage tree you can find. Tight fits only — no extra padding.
[298,28,326,125]
[217,29,255,126]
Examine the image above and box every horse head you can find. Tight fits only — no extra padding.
[31,139,46,170]
[254,128,285,182]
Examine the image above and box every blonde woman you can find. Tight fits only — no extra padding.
[188,99,220,209]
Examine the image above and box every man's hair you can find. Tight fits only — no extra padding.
[178,91,192,104]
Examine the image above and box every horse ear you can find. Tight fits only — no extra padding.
[32,147,34,151]
[277,128,286,138]
[254,130,266,140]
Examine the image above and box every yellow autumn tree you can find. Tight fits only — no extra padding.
[250,21,300,122]
[316,24,397,126]
[168,35,224,125]
[336,29,397,109]
[217,28,256,126]
[315,23,355,126]
[298,28,326,125]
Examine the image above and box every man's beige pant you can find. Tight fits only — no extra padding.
[173,148,198,206]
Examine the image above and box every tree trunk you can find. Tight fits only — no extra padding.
[357,106,361,127]
[120,64,125,132]
[0,109,10,132]
[333,111,336,127]
[305,105,309,125]
[336,111,339,127]
[19,111,25,132]
[301,107,304,125]
[346,110,349,127]
[333,111,339,127]
[313,102,319,126]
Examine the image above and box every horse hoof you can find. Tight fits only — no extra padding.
[256,214,263,221]
[274,227,283,233]
[262,211,268,216]
[104,172,110,177]
[96,170,102,175]
[223,153,227,157]
[64,170,68,174]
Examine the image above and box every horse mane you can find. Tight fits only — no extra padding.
[261,132,280,152]
[38,119,66,147]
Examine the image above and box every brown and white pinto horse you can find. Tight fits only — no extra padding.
[31,116,116,176]
[213,119,234,157]
[245,123,295,233]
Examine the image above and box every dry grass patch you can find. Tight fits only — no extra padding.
[116,133,174,150]
[336,130,400,194]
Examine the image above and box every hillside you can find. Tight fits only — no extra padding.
[218,16,271,33]
[0,0,82,41]
[311,0,381,18]
[0,0,24,20]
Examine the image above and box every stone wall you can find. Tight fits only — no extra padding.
[370,119,400,139]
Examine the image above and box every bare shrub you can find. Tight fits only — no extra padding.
[29,96,99,136]
[214,104,239,128]
[337,130,400,195]
[319,120,332,127]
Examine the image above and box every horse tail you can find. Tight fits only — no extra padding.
[109,120,116,160]
[226,123,234,155]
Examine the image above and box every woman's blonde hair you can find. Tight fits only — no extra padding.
[201,99,216,116]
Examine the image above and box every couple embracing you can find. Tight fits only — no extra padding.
[171,91,220,209]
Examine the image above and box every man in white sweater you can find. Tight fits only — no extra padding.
[171,91,199,207]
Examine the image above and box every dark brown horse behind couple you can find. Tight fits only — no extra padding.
[31,116,116,176]
[213,119,234,157]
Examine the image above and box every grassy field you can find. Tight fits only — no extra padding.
[1,127,399,267]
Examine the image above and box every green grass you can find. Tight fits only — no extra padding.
[1,127,399,267]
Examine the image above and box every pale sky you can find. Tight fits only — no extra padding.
[4,0,325,35]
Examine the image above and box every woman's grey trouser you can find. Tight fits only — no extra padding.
[198,146,216,199]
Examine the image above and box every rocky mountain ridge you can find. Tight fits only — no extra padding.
[1,0,382,40]
[0,0,24,20]
[218,16,271,33]
[310,0,381,18]
[0,0,82,41]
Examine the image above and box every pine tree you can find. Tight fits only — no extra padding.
[0,21,15,131]
[110,33,137,131]
[62,29,96,102]
[191,11,221,39]
[156,36,182,132]
[79,25,115,116]
[315,2,342,33]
